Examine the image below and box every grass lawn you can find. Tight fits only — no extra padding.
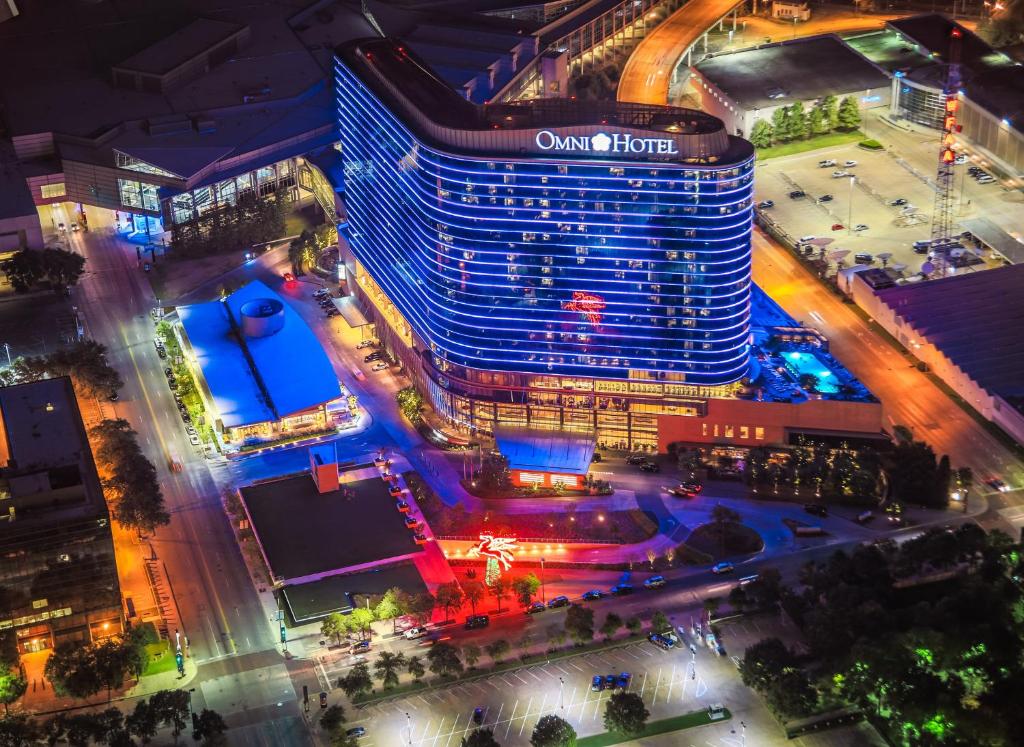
[577,708,730,746]
[142,641,176,677]
[756,130,865,160]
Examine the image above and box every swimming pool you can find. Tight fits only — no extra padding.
[783,351,839,394]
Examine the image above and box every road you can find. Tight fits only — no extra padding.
[751,228,1023,502]
[55,205,308,744]
[617,0,742,105]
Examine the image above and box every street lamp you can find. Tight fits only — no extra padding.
[405,712,413,746]
[847,176,856,236]
[559,676,565,712]
[1,343,10,368]
[540,557,547,604]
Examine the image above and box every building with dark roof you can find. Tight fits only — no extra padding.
[691,34,891,138]
[335,37,882,451]
[853,263,1024,444]
[0,378,123,654]
[173,280,343,450]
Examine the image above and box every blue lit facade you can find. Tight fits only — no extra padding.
[335,40,756,448]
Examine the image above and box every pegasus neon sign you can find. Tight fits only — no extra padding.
[467,534,518,571]
[562,291,606,325]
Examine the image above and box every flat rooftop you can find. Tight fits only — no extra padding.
[694,34,890,111]
[0,378,85,471]
[177,280,341,428]
[240,472,424,582]
[495,427,595,475]
[114,18,247,76]
[876,263,1024,409]
[886,14,1024,133]
[281,563,427,623]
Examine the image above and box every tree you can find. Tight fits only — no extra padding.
[426,642,463,678]
[349,607,376,640]
[127,699,160,743]
[436,581,465,622]
[650,611,670,634]
[564,604,594,645]
[489,576,511,613]
[10,339,124,401]
[192,709,229,746]
[406,592,436,625]
[463,727,501,747]
[744,568,783,610]
[710,503,741,555]
[1,249,45,292]
[149,689,190,745]
[935,454,952,509]
[765,668,818,718]
[787,102,808,140]
[530,714,577,747]
[625,617,642,636]
[770,106,791,142]
[374,651,406,689]
[600,613,623,640]
[836,96,861,131]
[603,692,649,735]
[45,642,102,699]
[125,622,159,680]
[321,704,346,738]
[485,639,510,663]
[463,580,486,616]
[339,663,373,698]
[0,633,25,715]
[407,655,426,680]
[374,588,403,635]
[512,574,541,608]
[0,715,38,746]
[808,105,828,136]
[739,637,796,692]
[396,387,424,423]
[93,638,132,701]
[749,119,773,149]
[40,248,87,291]
[820,94,839,131]
[798,373,819,392]
[89,418,169,534]
[321,612,350,646]
[463,644,482,668]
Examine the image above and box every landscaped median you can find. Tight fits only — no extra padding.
[350,634,647,706]
[577,707,731,747]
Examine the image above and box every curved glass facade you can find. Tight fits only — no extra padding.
[335,58,754,389]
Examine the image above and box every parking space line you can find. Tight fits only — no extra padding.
[519,697,534,736]
[566,661,585,672]
[510,672,528,685]
[490,702,504,731]
[504,700,518,741]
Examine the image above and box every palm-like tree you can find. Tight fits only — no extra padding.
[374,651,407,690]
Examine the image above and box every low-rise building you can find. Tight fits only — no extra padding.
[771,1,810,21]
[172,280,345,450]
[0,378,123,654]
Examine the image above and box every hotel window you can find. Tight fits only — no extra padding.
[117,179,160,211]
[755,427,766,440]
[724,425,734,438]
[739,426,749,439]
[40,183,66,199]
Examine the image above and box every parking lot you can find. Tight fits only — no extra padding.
[326,609,882,747]
[754,131,1006,274]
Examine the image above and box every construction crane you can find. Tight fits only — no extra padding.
[929,26,964,275]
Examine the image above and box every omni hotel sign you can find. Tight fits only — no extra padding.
[534,129,678,156]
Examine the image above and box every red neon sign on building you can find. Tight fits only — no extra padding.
[467,534,518,571]
[562,291,606,325]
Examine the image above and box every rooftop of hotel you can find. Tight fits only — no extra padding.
[176,280,341,429]
[340,37,726,133]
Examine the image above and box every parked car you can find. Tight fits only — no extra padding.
[404,516,421,529]
[473,707,485,725]
[818,159,836,167]
[464,615,490,629]
[799,235,816,243]
[591,675,604,692]
[396,500,410,513]
[350,640,370,654]
[616,672,632,690]
[346,727,366,738]
[604,674,617,689]
[954,154,968,164]
[412,533,427,545]
[854,253,874,264]
[403,626,428,640]
[639,461,660,473]
[817,194,834,203]
[804,503,828,517]
[364,353,383,363]
[648,632,675,650]
[591,451,603,462]
[844,160,858,167]
[156,348,166,359]
[547,595,570,608]
[526,602,546,614]
[788,190,806,199]
[757,200,774,209]
[582,589,604,601]
[319,691,328,708]
[644,575,666,589]
[625,454,647,465]
[712,562,735,575]
[853,223,869,232]
[831,223,844,231]
[831,170,849,178]
[890,198,908,206]
[610,584,634,595]
[356,340,375,349]
[371,362,388,371]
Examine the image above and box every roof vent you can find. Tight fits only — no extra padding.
[239,298,285,338]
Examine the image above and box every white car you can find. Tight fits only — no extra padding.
[188,434,201,446]
[853,223,869,232]
[844,160,858,167]
[371,361,388,371]
[403,626,428,640]
[831,170,850,178]
[954,154,968,164]
[712,562,735,574]
[818,159,836,168]
[799,235,816,243]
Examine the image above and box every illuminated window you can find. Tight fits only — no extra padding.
[118,179,160,211]
[115,150,179,178]
[40,183,66,199]
[739,426,749,439]
[755,427,765,440]
[724,425,734,438]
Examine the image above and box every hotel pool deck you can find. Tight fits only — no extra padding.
[783,351,841,394]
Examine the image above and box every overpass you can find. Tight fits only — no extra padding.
[617,0,746,105]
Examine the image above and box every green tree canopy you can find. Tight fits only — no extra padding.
[512,573,541,607]
[749,119,774,149]
[564,604,594,644]
[603,692,650,735]
[770,107,791,142]
[836,96,862,131]
[338,663,373,699]
[530,714,577,747]
[463,727,501,747]
[426,642,463,678]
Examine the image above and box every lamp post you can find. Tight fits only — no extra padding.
[2,343,10,368]
[540,557,547,604]
[559,676,565,712]
[847,176,856,236]
[405,712,413,746]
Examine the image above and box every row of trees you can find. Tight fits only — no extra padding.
[43,624,159,702]
[1,247,86,293]
[765,525,1024,744]
[0,689,226,745]
[90,419,171,534]
[749,94,862,149]
[0,339,123,402]
[287,225,336,274]
[169,191,289,258]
